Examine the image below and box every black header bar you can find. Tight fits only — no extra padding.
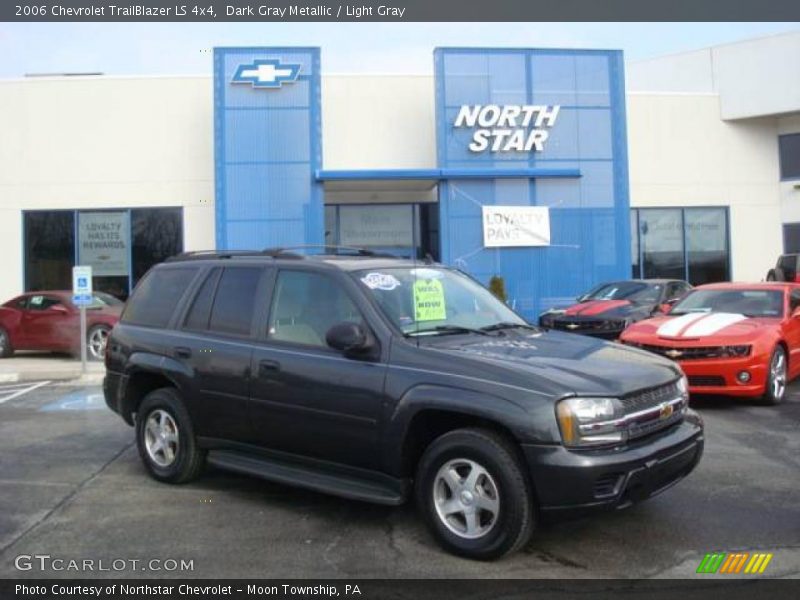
[4,0,800,22]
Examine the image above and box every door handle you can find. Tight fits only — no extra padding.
[258,359,281,375]
[175,346,192,359]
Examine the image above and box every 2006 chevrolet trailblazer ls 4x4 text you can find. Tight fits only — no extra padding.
[105,249,704,559]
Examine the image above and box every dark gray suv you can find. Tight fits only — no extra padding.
[105,249,704,559]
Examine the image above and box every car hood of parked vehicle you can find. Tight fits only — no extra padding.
[546,299,656,319]
[423,328,680,398]
[622,312,778,342]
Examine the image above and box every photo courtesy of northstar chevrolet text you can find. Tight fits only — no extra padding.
[0,2,798,595]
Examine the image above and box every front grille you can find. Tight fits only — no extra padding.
[635,344,746,361]
[620,381,681,412]
[688,375,726,387]
[620,381,686,441]
[553,319,606,331]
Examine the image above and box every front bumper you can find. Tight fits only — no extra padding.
[680,358,768,397]
[522,411,704,514]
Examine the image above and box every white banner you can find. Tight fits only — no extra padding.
[482,205,551,248]
[78,211,130,277]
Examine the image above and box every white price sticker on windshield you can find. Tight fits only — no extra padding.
[361,272,401,291]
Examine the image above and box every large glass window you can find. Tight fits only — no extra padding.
[24,212,75,292]
[132,208,184,286]
[24,207,183,300]
[639,209,685,280]
[324,204,422,258]
[122,267,198,328]
[631,207,730,285]
[779,133,800,180]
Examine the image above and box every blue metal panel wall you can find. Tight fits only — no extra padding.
[214,47,323,250]
[435,48,631,319]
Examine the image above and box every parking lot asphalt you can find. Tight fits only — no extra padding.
[0,381,798,579]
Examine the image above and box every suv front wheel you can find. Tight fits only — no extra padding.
[135,387,205,483]
[415,428,535,560]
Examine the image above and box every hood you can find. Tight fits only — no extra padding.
[563,299,631,316]
[427,330,679,397]
[625,312,776,341]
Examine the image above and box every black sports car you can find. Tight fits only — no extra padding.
[539,279,692,339]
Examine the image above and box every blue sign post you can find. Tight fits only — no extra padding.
[72,266,93,373]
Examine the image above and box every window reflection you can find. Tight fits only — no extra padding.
[24,211,75,292]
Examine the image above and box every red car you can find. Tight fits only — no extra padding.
[0,291,122,361]
[620,283,800,404]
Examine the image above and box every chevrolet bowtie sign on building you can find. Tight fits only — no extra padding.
[231,59,301,88]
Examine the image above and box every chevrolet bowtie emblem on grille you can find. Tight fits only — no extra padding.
[665,349,683,359]
[566,323,579,330]
[659,402,674,420]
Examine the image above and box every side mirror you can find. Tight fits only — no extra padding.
[792,307,800,319]
[326,322,375,357]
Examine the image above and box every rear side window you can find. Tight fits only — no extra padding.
[123,267,198,328]
[184,268,222,331]
[207,267,262,336]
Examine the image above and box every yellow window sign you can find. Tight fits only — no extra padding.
[414,279,446,322]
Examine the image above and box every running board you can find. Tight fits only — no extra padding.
[207,449,407,506]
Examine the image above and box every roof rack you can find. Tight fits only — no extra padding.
[262,245,394,258]
[164,249,303,262]
[165,246,398,263]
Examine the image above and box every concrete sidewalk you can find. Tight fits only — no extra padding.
[0,352,105,384]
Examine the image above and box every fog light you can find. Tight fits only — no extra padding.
[737,371,751,383]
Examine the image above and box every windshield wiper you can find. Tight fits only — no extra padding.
[479,321,540,333]
[406,325,493,337]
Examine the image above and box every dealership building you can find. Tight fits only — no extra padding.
[1,31,799,319]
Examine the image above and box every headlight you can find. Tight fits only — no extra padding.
[556,397,626,448]
[720,345,751,358]
[676,374,690,408]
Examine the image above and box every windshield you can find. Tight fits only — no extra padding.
[354,267,526,335]
[583,281,662,304]
[670,289,784,318]
[87,292,124,308]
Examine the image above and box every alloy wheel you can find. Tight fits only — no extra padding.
[0,331,6,353]
[771,349,787,402]
[88,328,108,360]
[144,409,180,467]
[433,458,500,539]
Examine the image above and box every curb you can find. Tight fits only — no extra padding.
[0,371,105,385]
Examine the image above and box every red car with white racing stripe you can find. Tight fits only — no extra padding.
[620,283,800,404]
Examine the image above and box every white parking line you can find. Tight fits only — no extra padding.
[0,381,50,405]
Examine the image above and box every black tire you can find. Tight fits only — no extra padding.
[87,324,111,361]
[762,346,788,405]
[0,327,14,358]
[415,428,535,560]
[135,387,205,483]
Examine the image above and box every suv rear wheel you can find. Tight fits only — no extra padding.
[415,428,535,560]
[135,387,205,483]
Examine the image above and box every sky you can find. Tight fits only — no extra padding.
[0,22,798,77]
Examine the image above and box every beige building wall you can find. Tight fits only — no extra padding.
[626,92,783,282]
[0,76,216,301]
